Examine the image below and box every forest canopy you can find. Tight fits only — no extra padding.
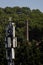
[0,7,43,65]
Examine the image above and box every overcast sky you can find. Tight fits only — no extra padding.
[0,0,43,12]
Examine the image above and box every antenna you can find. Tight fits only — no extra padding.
[5,18,17,65]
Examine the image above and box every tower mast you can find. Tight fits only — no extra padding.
[27,19,29,42]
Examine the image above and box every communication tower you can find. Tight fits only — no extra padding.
[5,18,17,65]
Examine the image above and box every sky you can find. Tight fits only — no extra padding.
[0,0,43,12]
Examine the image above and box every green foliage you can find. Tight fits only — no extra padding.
[0,7,43,65]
